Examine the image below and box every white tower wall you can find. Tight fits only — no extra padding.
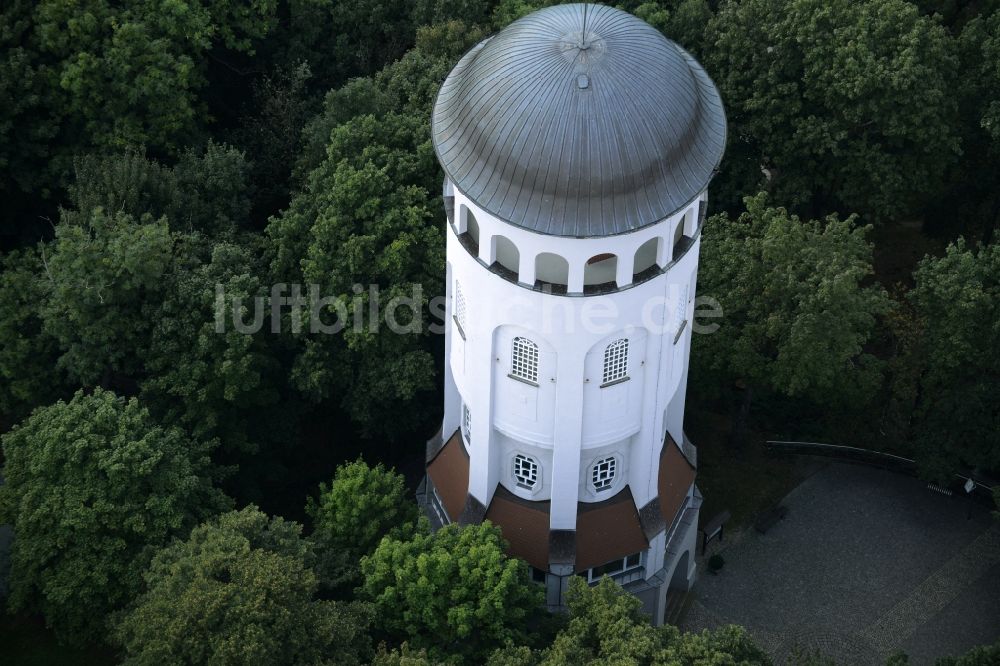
[443,186,704,530]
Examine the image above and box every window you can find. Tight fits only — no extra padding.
[531,566,547,584]
[513,454,539,490]
[454,281,467,336]
[591,456,617,492]
[602,338,629,384]
[586,552,643,582]
[462,404,471,443]
[511,337,539,384]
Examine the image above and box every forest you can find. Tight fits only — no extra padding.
[0,0,998,664]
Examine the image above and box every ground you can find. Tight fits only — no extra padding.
[681,463,1000,665]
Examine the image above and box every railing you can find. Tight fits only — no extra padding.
[764,440,998,505]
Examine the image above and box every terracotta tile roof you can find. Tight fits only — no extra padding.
[484,485,551,570]
[658,435,695,530]
[576,486,648,571]
[426,429,469,521]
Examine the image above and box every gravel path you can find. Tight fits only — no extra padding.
[681,464,1000,665]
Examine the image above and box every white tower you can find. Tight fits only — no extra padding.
[422,3,726,624]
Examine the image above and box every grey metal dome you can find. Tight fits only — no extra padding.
[432,3,727,237]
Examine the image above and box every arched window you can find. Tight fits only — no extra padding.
[492,235,520,281]
[510,336,539,384]
[513,454,539,490]
[584,253,618,289]
[535,252,569,293]
[602,338,629,384]
[633,237,661,281]
[454,281,467,335]
[591,456,617,492]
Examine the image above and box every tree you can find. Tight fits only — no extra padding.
[39,208,174,387]
[889,240,1000,478]
[704,0,959,221]
[490,576,771,665]
[68,143,254,236]
[140,239,286,454]
[0,0,275,216]
[307,458,418,591]
[360,522,544,663]
[267,110,444,439]
[0,389,229,643]
[0,247,67,427]
[113,506,370,666]
[693,193,889,444]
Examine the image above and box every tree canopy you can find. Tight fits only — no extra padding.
[704,0,960,221]
[693,193,888,426]
[0,388,229,643]
[360,522,545,663]
[112,506,371,666]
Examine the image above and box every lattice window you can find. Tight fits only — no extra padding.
[454,281,467,333]
[591,456,617,492]
[462,403,471,443]
[511,337,539,383]
[512,454,539,490]
[602,338,629,384]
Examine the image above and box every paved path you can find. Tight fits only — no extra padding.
[681,464,1000,665]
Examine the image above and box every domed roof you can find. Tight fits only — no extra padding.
[432,3,727,237]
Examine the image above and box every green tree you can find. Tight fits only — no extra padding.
[360,522,544,663]
[0,389,229,643]
[0,0,275,209]
[889,240,1000,478]
[704,0,960,221]
[492,576,771,665]
[68,143,253,236]
[113,506,370,666]
[0,247,67,427]
[140,239,285,453]
[268,111,443,439]
[307,458,418,591]
[40,208,174,386]
[693,193,889,444]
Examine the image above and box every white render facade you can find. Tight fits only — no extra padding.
[441,185,702,524]
[422,3,725,625]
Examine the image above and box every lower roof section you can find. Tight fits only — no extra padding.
[426,429,469,521]
[575,486,649,571]
[485,485,551,570]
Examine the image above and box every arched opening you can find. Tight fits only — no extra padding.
[491,235,519,282]
[672,213,693,261]
[458,206,480,257]
[584,253,618,294]
[535,252,568,294]
[633,238,661,283]
[669,550,691,591]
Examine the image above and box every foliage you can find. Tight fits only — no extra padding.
[39,209,174,386]
[704,0,960,221]
[112,506,370,666]
[0,0,276,205]
[933,640,1000,665]
[693,193,889,411]
[497,576,771,665]
[140,239,285,453]
[68,143,253,236]
[268,109,443,439]
[889,240,1000,478]
[0,248,66,426]
[360,521,544,663]
[307,458,418,591]
[0,389,229,644]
